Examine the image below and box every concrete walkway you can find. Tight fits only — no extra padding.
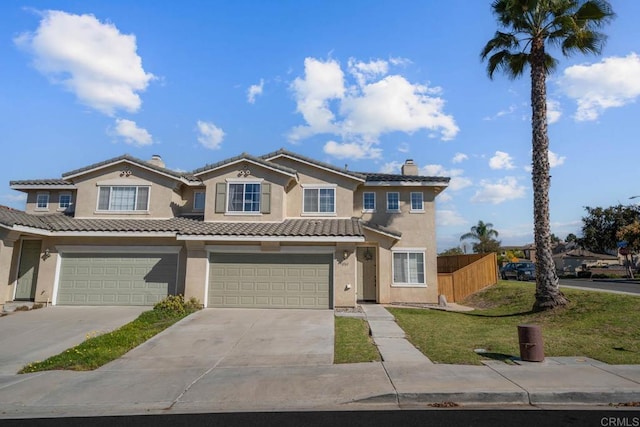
[360,304,433,363]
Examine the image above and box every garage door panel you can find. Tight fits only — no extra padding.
[208,253,332,309]
[57,253,177,306]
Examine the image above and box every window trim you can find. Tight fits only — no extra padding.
[58,192,72,210]
[302,184,337,216]
[226,181,262,214]
[193,191,205,211]
[386,192,400,213]
[35,192,50,211]
[96,185,150,212]
[391,249,426,287]
[410,192,424,213]
[362,192,376,213]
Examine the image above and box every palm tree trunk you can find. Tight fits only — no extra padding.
[530,37,568,311]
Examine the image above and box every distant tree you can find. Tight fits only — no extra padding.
[460,220,501,254]
[482,0,614,311]
[438,247,465,256]
[617,221,640,253]
[550,233,561,244]
[565,233,577,242]
[581,205,640,253]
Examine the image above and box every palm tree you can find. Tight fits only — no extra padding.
[460,220,501,254]
[481,0,614,311]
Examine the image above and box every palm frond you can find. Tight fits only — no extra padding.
[481,31,520,59]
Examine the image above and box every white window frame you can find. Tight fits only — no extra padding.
[362,192,376,213]
[386,192,400,212]
[36,192,49,211]
[302,184,336,216]
[193,191,205,211]
[226,181,261,214]
[392,249,426,287]
[410,192,424,212]
[58,192,72,210]
[96,185,150,212]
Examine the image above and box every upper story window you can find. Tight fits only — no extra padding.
[393,251,425,286]
[228,183,260,213]
[410,192,424,212]
[97,186,149,211]
[363,192,376,212]
[303,186,335,214]
[193,191,205,211]
[36,193,49,210]
[59,193,72,209]
[386,192,400,212]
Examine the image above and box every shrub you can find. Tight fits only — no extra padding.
[32,303,44,310]
[577,271,592,278]
[153,294,201,315]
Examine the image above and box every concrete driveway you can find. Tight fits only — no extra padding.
[0,306,147,375]
[104,308,335,371]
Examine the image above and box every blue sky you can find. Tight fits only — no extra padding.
[1,1,639,251]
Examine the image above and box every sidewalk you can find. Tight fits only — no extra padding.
[0,307,639,418]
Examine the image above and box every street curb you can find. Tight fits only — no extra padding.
[529,391,640,405]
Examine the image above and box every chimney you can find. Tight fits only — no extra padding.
[401,159,418,176]
[148,154,165,168]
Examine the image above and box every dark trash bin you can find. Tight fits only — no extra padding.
[517,324,544,362]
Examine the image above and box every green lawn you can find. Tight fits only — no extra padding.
[388,281,640,365]
[334,316,381,364]
[20,297,200,373]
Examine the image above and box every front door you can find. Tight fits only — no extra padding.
[15,240,41,301]
[357,247,377,301]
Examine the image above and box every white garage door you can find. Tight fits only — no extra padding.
[57,252,178,306]
[208,253,332,309]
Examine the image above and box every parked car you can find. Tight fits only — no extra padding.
[500,262,536,281]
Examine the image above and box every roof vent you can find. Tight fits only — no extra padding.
[401,159,418,176]
[148,154,165,168]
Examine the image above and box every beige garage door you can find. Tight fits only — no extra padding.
[208,253,332,309]
[57,253,178,306]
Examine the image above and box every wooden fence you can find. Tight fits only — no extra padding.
[437,253,498,302]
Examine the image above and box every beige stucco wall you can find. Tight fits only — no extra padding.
[183,241,208,305]
[268,157,361,218]
[334,243,357,307]
[198,161,293,222]
[24,190,77,215]
[0,230,20,305]
[69,163,182,219]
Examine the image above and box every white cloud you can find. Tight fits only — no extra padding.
[452,152,468,163]
[196,120,225,150]
[348,58,389,87]
[323,140,381,160]
[247,79,264,104]
[389,57,412,67]
[2,193,28,203]
[436,209,467,226]
[548,150,566,168]
[113,119,152,146]
[471,177,526,204]
[489,151,516,170]
[289,57,459,157]
[397,142,410,153]
[483,104,517,121]
[437,192,453,202]
[421,164,472,191]
[379,161,404,174]
[15,10,154,116]
[560,53,640,121]
[547,99,562,124]
[289,58,345,141]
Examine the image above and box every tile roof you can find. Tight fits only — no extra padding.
[261,148,366,181]
[9,179,75,187]
[360,173,450,184]
[192,152,298,176]
[62,154,187,180]
[0,207,366,239]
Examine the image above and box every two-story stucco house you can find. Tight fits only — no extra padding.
[0,149,449,309]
